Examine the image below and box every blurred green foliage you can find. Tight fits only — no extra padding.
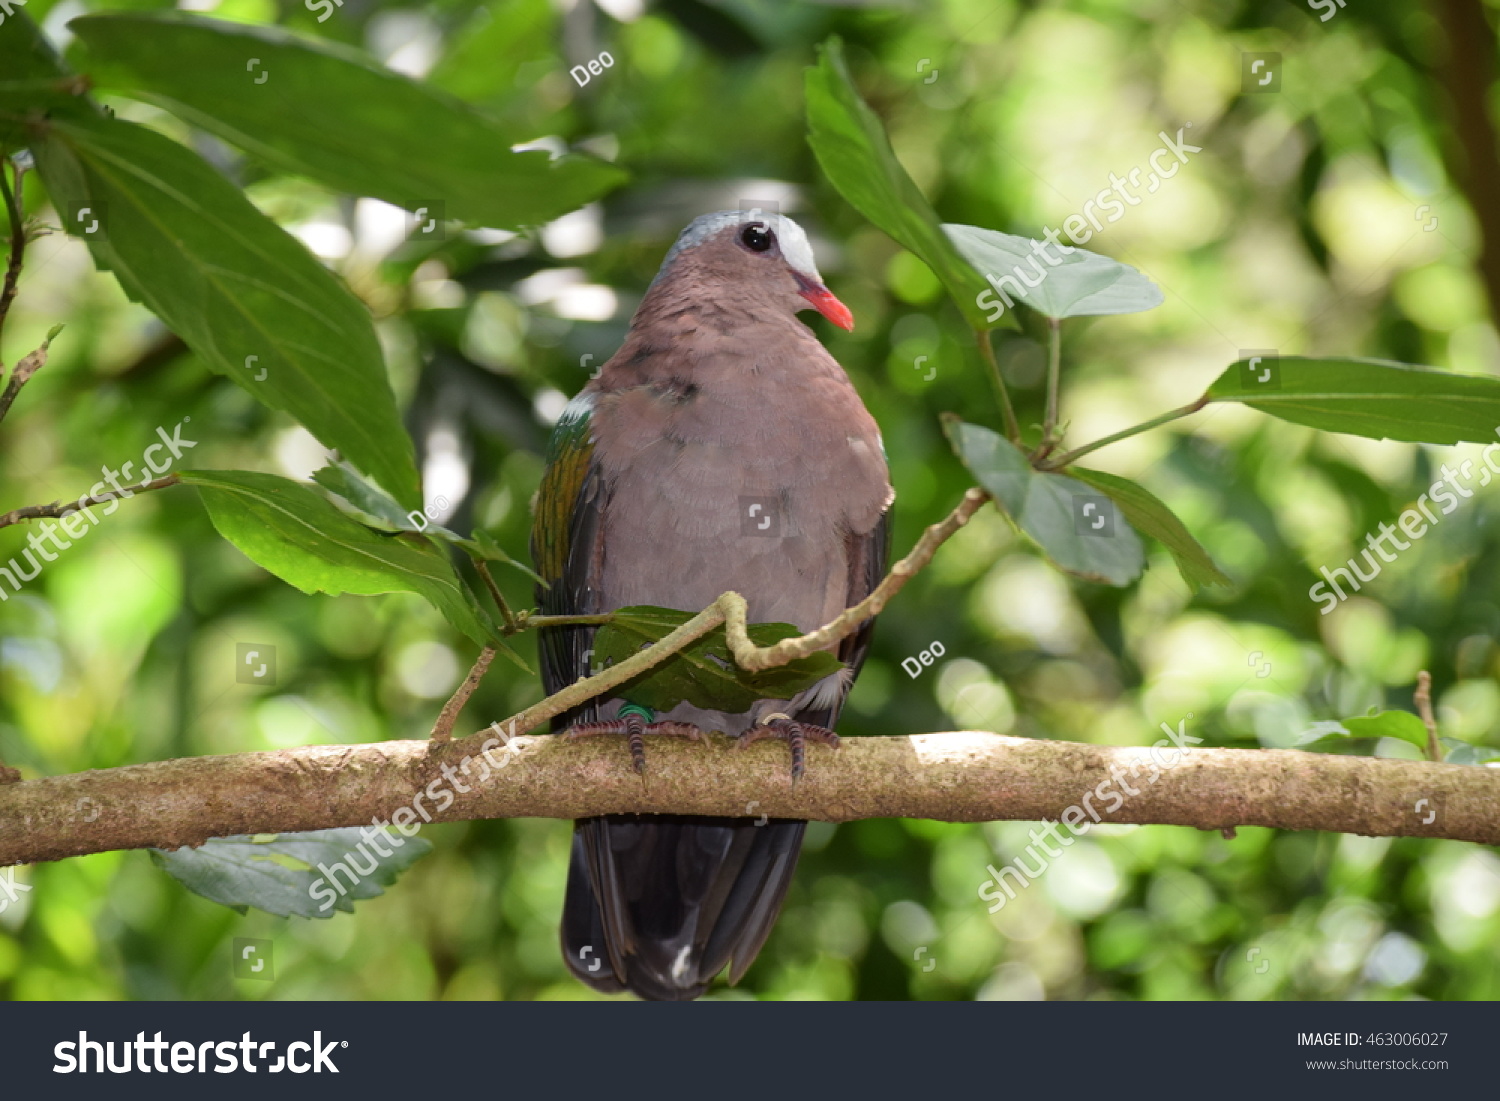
[3,0,1500,1001]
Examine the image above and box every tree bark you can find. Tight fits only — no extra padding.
[1,729,1496,866]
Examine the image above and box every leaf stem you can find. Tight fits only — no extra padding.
[1043,316,1061,440]
[975,329,1021,443]
[1038,394,1210,471]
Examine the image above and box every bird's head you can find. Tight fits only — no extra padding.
[650,210,854,331]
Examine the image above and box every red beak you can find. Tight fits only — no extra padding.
[793,273,855,331]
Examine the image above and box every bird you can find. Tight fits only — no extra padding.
[530,209,893,1000]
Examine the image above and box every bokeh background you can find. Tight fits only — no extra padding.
[3,0,1500,1000]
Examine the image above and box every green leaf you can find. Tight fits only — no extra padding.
[942,223,1164,320]
[1293,720,1355,749]
[312,461,424,533]
[1341,709,1431,751]
[1297,709,1431,753]
[468,528,509,561]
[0,10,68,83]
[1443,741,1500,766]
[1068,467,1230,589]
[69,12,627,231]
[805,37,996,329]
[943,417,1144,586]
[33,112,421,508]
[1207,356,1500,446]
[152,829,431,919]
[0,12,90,143]
[313,463,543,587]
[182,470,495,646]
[426,0,554,105]
[592,605,844,715]
[465,527,544,585]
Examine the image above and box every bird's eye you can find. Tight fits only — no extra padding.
[740,223,774,252]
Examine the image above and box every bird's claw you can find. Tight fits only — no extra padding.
[736,713,839,782]
[563,713,702,774]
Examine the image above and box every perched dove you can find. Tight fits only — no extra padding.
[531,210,893,1000]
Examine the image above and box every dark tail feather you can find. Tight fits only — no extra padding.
[560,814,805,1000]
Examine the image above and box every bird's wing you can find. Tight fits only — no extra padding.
[791,506,893,730]
[531,390,607,726]
[839,505,894,676]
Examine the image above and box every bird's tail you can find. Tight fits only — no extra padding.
[560,814,806,1000]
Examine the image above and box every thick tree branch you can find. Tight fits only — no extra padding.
[1,732,1496,866]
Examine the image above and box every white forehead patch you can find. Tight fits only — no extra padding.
[653,209,823,285]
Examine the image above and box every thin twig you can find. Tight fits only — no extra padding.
[522,613,615,628]
[473,558,518,632]
[430,646,497,742]
[0,474,180,530]
[1415,670,1442,763]
[476,596,746,737]
[722,487,991,671]
[975,329,1021,444]
[0,327,58,426]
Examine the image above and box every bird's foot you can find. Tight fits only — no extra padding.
[736,713,840,782]
[562,706,702,774]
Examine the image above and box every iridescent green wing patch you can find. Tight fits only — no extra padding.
[531,391,597,590]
